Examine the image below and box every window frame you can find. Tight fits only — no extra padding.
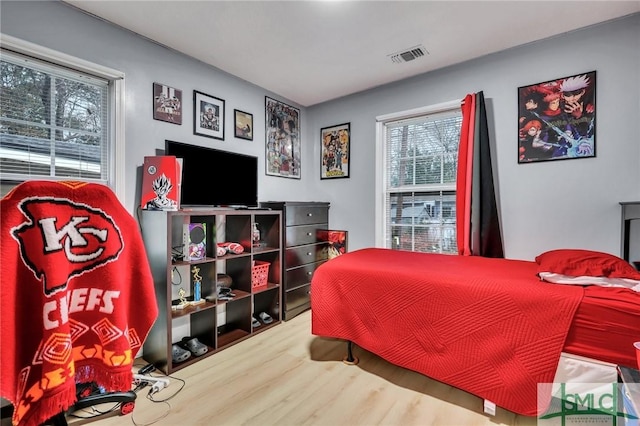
[375,99,462,249]
[0,34,125,200]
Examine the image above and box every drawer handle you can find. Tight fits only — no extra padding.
[307,213,313,217]
[307,252,312,256]
[307,232,312,236]
[307,271,313,276]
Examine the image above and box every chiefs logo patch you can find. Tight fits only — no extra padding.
[12,197,124,296]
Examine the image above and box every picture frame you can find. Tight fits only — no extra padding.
[194,90,225,140]
[265,96,301,179]
[153,83,182,125]
[320,122,350,179]
[234,109,253,141]
[518,71,596,164]
[317,229,348,259]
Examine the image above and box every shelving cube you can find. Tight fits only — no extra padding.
[139,208,282,374]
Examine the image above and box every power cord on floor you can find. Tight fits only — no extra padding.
[130,401,171,426]
[146,373,185,403]
[129,364,187,426]
[68,363,186,426]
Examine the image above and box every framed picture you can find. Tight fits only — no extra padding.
[194,90,225,140]
[234,109,253,141]
[265,96,301,179]
[317,229,348,259]
[321,122,350,179]
[153,83,182,125]
[518,71,596,163]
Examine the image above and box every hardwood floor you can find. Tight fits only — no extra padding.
[62,310,536,425]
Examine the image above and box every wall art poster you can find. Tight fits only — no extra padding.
[518,71,596,163]
[265,96,301,179]
[321,122,350,179]
[234,109,253,141]
[194,90,225,140]
[153,83,182,124]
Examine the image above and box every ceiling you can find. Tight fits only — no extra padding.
[62,1,640,107]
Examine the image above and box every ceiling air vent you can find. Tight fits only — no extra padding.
[388,45,429,64]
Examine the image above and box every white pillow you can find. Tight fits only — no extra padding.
[539,272,640,292]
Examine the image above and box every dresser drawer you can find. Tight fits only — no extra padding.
[285,205,329,226]
[285,243,328,268]
[285,261,325,290]
[286,224,327,247]
[285,284,311,312]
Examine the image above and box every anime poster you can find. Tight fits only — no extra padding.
[518,71,596,163]
[234,109,253,141]
[265,96,301,179]
[194,91,225,140]
[153,83,182,125]
[321,123,350,179]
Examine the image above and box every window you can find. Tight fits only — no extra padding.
[375,101,462,254]
[0,35,124,198]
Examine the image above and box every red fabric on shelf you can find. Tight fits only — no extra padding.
[1,181,158,426]
[311,248,584,416]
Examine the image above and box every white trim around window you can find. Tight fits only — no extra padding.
[0,33,126,201]
[374,99,461,248]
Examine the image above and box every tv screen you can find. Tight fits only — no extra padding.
[165,140,258,208]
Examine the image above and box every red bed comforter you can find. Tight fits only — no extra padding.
[311,248,585,416]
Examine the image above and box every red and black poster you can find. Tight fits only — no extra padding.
[518,71,596,163]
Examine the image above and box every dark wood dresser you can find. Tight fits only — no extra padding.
[260,201,329,320]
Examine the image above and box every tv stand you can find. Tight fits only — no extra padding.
[181,205,219,211]
[232,206,267,211]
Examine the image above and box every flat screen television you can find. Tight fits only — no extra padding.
[165,140,258,208]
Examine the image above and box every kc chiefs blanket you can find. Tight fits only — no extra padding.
[1,181,158,426]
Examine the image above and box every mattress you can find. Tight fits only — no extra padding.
[563,286,640,368]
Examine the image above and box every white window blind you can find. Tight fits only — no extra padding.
[382,106,462,254]
[1,49,110,188]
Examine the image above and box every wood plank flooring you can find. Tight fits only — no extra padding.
[61,310,535,425]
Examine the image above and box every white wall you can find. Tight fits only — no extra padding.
[0,0,315,214]
[2,2,639,261]
[308,14,640,260]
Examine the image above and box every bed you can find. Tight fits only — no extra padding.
[310,248,640,417]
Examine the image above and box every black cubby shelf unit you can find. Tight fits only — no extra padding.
[139,208,282,374]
